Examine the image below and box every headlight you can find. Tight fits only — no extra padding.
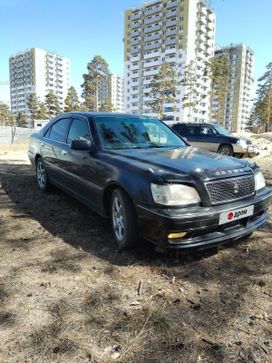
[254,170,266,192]
[237,139,248,148]
[150,183,201,206]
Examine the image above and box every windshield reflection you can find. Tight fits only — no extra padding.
[95,117,186,150]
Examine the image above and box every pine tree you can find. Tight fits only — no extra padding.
[100,99,115,112]
[45,90,61,118]
[37,102,48,120]
[208,54,231,125]
[16,111,27,127]
[148,62,177,120]
[253,62,272,131]
[81,55,111,111]
[26,93,39,127]
[0,103,14,126]
[180,61,201,123]
[64,86,80,112]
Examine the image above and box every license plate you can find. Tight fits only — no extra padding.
[219,205,254,225]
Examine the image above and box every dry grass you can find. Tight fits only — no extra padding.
[0,150,272,362]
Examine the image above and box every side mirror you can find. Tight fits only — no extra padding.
[71,139,92,151]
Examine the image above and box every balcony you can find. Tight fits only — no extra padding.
[143,78,152,85]
[144,50,160,59]
[144,24,161,33]
[131,12,141,21]
[131,79,140,86]
[165,28,177,36]
[144,14,161,25]
[143,42,161,51]
[144,59,160,67]
[144,5,163,16]
[143,86,152,93]
[166,9,178,18]
[166,19,177,27]
[165,37,176,46]
[130,63,140,71]
[165,47,176,54]
[166,0,178,9]
[143,69,159,76]
[130,39,140,46]
[131,71,140,79]
[143,95,153,102]
[144,33,161,42]
[129,88,139,95]
[131,30,141,37]
[130,54,140,62]
[131,21,141,29]
[130,47,141,54]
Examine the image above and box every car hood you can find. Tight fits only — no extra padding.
[110,146,253,181]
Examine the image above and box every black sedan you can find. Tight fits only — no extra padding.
[28,113,271,250]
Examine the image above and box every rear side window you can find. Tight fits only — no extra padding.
[174,125,198,135]
[67,118,90,145]
[199,125,217,136]
[46,119,70,142]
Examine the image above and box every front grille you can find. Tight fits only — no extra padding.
[205,174,255,205]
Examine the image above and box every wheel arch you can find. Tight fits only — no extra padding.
[35,154,42,165]
[103,182,135,217]
[217,143,234,153]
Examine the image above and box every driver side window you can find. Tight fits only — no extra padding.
[66,118,91,145]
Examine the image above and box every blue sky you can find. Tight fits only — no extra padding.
[0,0,272,102]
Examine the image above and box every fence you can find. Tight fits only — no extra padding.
[0,126,34,145]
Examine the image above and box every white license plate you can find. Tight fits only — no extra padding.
[219,205,254,225]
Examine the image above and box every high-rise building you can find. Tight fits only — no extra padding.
[211,44,254,132]
[124,0,215,123]
[111,74,124,112]
[9,48,70,117]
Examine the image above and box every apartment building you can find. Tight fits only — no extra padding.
[211,44,254,132]
[9,48,70,117]
[111,74,124,112]
[124,0,215,123]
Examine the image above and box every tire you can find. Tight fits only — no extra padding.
[36,157,51,192]
[218,144,233,156]
[110,188,138,250]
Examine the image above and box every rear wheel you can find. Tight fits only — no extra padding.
[36,157,51,192]
[110,189,138,250]
[218,144,233,156]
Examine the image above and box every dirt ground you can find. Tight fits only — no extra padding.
[0,145,272,363]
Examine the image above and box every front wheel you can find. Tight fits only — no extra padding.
[110,189,138,250]
[36,157,51,192]
[218,144,233,156]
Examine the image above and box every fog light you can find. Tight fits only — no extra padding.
[168,232,187,239]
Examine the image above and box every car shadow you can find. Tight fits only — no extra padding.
[0,162,236,267]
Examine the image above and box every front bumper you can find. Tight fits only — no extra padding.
[136,188,271,250]
[233,143,259,156]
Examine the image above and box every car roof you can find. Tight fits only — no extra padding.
[62,112,158,119]
[173,123,218,126]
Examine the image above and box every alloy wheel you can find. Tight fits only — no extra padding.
[37,161,46,189]
[112,195,125,242]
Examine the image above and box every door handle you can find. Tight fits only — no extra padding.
[61,150,68,156]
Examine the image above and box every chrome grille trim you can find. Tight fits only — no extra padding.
[205,174,255,205]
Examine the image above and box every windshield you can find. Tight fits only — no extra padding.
[212,124,231,136]
[94,116,186,150]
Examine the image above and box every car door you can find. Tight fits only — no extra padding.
[196,124,219,152]
[63,116,102,209]
[41,117,72,185]
[174,125,201,147]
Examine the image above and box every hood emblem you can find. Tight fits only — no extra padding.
[233,180,239,194]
